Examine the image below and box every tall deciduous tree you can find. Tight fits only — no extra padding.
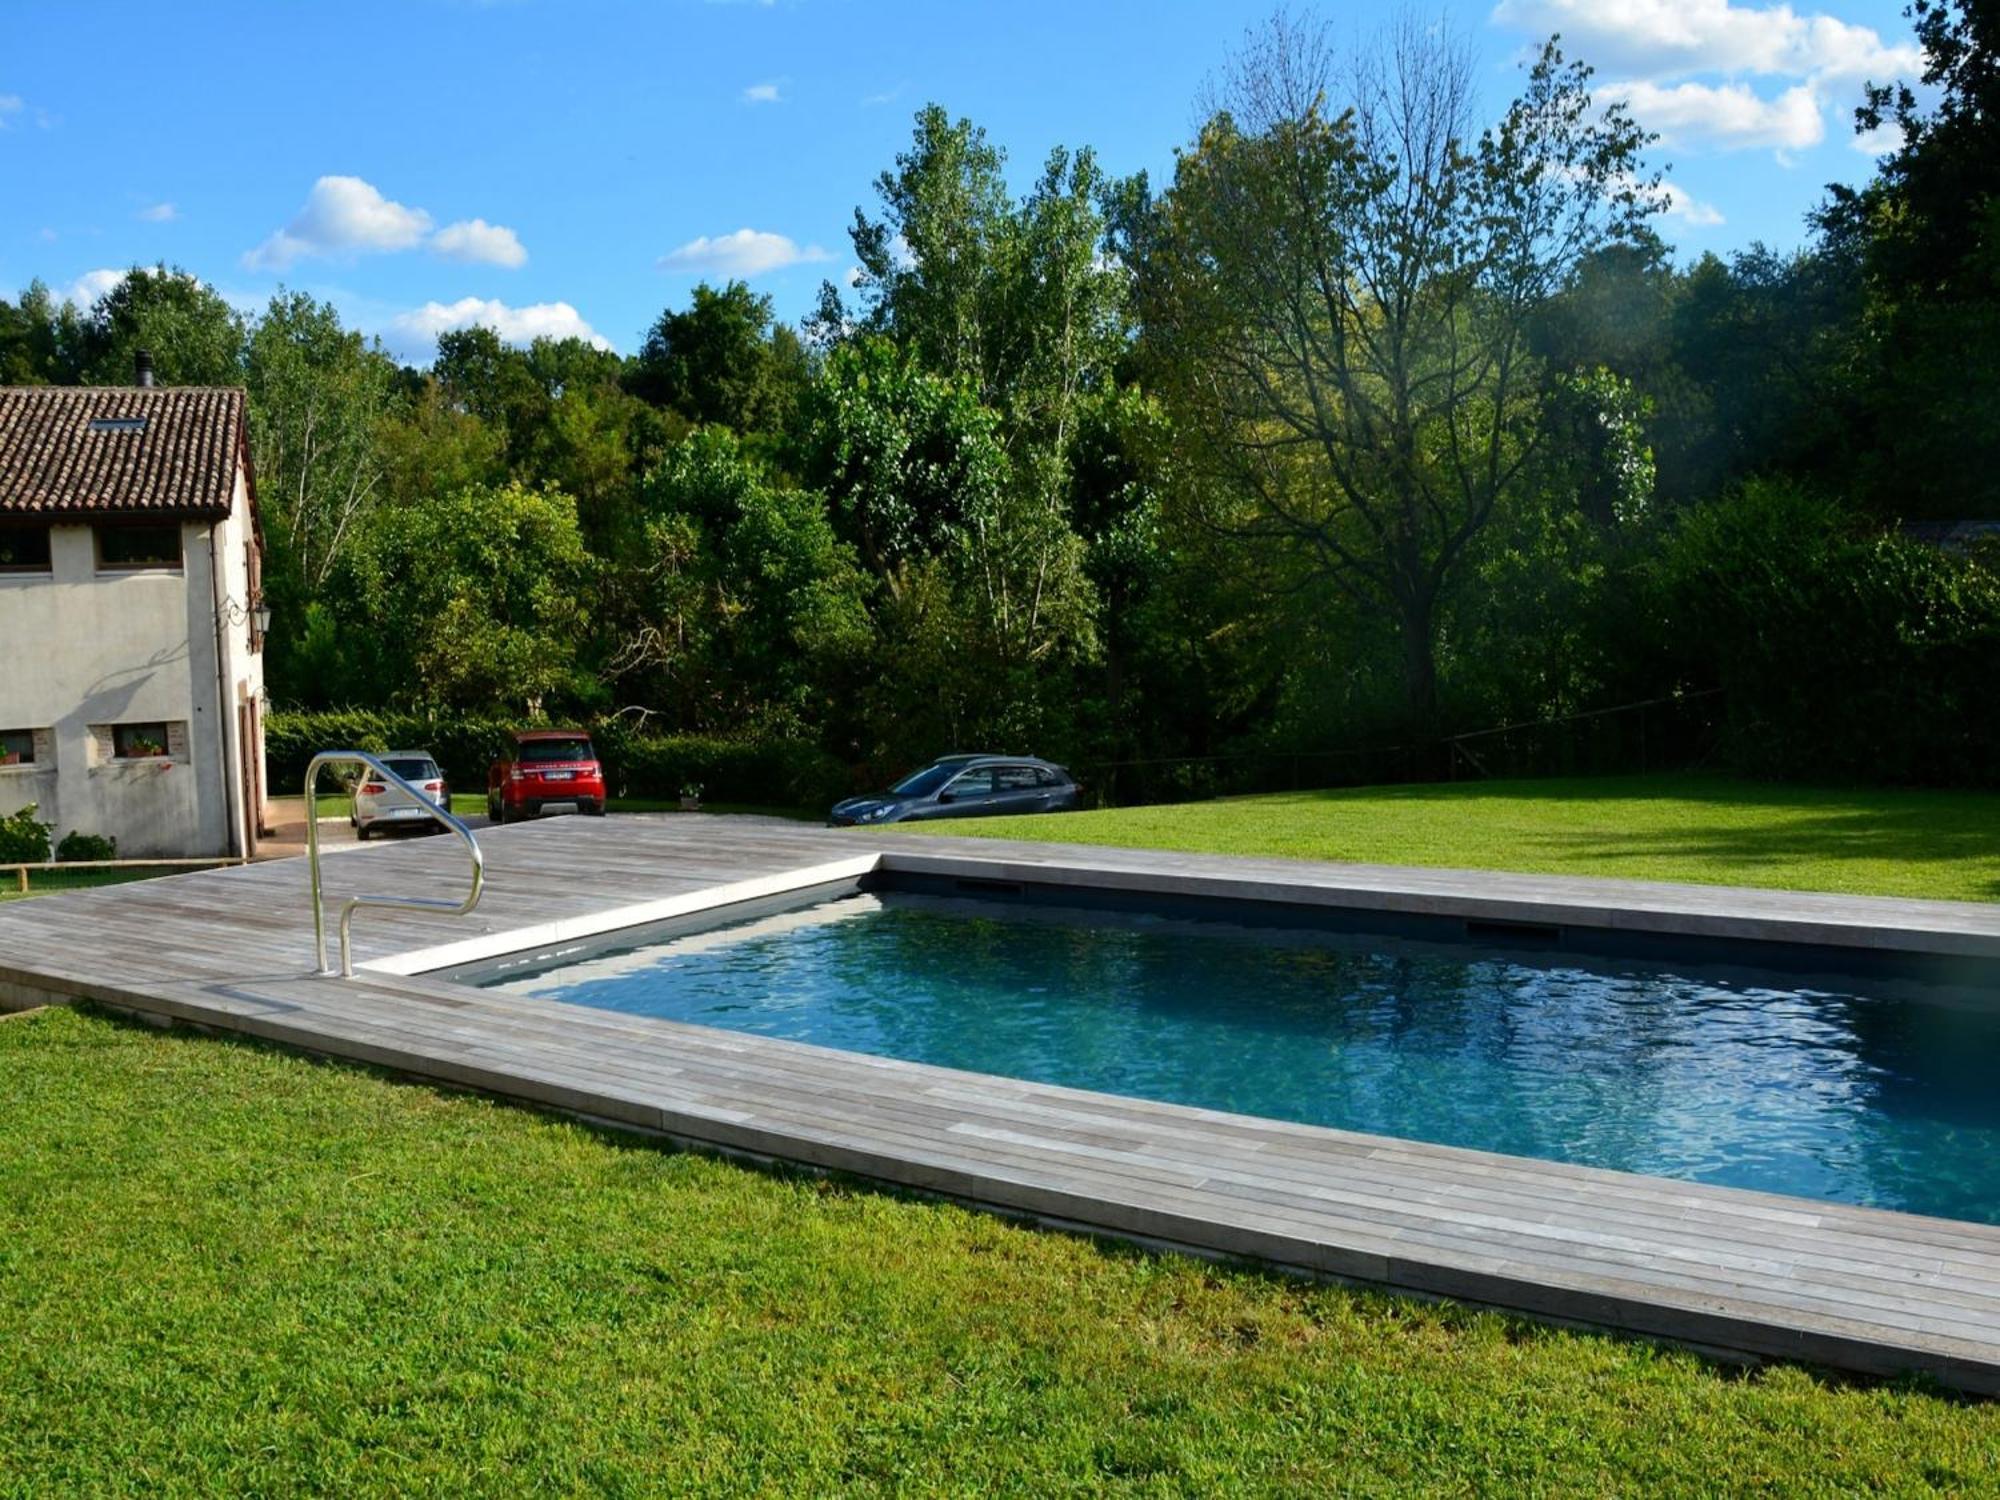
[244,291,396,594]
[628,280,805,434]
[1129,17,1658,727]
[64,265,245,386]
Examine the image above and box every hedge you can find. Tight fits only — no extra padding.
[265,711,852,811]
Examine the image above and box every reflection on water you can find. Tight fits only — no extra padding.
[491,892,2000,1224]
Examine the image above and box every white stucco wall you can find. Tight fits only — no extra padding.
[0,488,265,859]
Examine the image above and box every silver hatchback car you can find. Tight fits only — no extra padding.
[350,751,450,840]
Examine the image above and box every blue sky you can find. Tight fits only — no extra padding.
[1,0,1923,363]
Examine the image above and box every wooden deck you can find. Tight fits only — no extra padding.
[4,814,2000,1392]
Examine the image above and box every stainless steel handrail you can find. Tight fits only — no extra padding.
[305,749,485,977]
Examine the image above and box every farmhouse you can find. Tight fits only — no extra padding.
[0,360,269,859]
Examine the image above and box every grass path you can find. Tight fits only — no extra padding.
[930,773,2000,903]
[2,1005,1994,1494]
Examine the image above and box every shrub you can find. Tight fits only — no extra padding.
[0,805,53,864]
[1645,480,2000,785]
[266,711,851,811]
[55,831,118,863]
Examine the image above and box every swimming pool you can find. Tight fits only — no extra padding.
[474,884,2000,1225]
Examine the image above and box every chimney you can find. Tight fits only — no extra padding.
[135,349,155,388]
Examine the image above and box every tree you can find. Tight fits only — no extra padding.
[1129,17,1658,727]
[1819,0,2000,519]
[0,282,63,384]
[611,429,869,731]
[244,292,397,596]
[627,280,803,434]
[62,265,245,386]
[796,335,1007,585]
[330,483,595,714]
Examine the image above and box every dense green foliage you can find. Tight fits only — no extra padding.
[4,1005,1995,1493]
[265,709,850,809]
[52,831,117,863]
[2,5,1995,791]
[0,805,52,864]
[927,772,2000,903]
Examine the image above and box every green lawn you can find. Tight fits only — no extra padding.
[2,1005,1993,1494]
[0,866,169,903]
[922,773,2000,903]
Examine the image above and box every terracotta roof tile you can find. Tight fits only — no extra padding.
[0,385,245,519]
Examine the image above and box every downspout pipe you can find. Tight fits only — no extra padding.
[209,522,242,859]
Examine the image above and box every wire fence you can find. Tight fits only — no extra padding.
[1075,689,1726,809]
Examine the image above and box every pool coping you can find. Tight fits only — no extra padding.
[3,815,1998,1393]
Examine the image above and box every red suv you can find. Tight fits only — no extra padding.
[487,729,607,823]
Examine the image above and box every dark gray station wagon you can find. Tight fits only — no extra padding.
[829,754,1081,826]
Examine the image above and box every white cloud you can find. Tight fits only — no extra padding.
[1491,0,1922,85]
[246,175,433,270]
[1659,180,1725,226]
[741,80,783,104]
[246,176,531,271]
[861,83,906,107]
[0,94,21,126]
[60,268,126,308]
[389,297,611,354]
[430,217,528,268]
[1607,78,1825,152]
[137,201,178,223]
[658,228,830,277]
[842,265,864,288]
[1494,0,1924,160]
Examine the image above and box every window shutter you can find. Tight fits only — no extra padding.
[166,722,189,759]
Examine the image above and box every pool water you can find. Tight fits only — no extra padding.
[485,891,2000,1224]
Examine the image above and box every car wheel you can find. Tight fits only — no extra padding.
[584,799,606,818]
[355,823,372,842]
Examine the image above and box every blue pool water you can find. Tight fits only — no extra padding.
[486,892,2000,1224]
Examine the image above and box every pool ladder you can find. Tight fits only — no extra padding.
[305,750,486,978]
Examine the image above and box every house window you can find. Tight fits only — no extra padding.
[0,526,52,573]
[95,523,182,571]
[112,722,172,760]
[0,728,38,767]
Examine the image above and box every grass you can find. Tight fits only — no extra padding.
[922,772,2000,903]
[2,1004,1994,1495]
[0,866,171,903]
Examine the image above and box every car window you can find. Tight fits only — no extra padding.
[994,765,1041,790]
[890,762,962,796]
[1035,767,1066,788]
[946,767,997,796]
[518,739,593,764]
[384,758,439,781]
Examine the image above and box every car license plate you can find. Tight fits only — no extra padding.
[543,770,574,780]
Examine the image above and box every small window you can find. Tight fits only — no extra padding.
[994,765,1042,791]
[96,524,182,571]
[112,722,171,760]
[0,527,52,573]
[87,416,149,434]
[1035,766,1066,788]
[0,729,37,767]
[945,768,997,797]
[517,738,594,764]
